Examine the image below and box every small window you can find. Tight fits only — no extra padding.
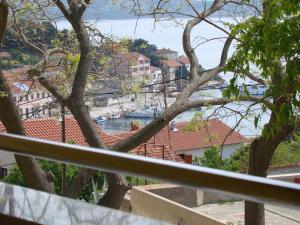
[42,92,45,98]
[37,93,40,99]
[0,167,7,179]
[26,108,29,118]
[31,94,34,100]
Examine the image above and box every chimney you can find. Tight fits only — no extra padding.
[130,121,140,131]
[183,154,193,164]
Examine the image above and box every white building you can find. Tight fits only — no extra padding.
[11,81,53,119]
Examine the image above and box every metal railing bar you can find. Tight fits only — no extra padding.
[0,133,299,208]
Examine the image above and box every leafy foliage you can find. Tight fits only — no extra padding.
[194,133,300,172]
[193,146,239,171]
[224,0,300,137]
[128,38,160,66]
[3,160,105,202]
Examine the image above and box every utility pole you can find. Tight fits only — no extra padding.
[61,104,66,195]
[180,65,183,91]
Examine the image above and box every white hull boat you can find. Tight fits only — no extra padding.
[124,106,162,118]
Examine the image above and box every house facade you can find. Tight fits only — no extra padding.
[4,68,54,119]
[160,59,182,85]
[10,81,53,119]
[112,52,151,80]
[155,48,178,60]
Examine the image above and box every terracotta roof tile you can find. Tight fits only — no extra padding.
[161,59,182,68]
[0,117,118,146]
[120,52,150,61]
[114,119,248,153]
[0,118,245,163]
[176,56,190,65]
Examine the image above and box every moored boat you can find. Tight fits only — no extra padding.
[124,106,162,118]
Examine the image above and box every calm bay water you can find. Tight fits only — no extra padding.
[56,18,269,137]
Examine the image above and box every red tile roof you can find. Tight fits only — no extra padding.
[3,66,32,81]
[0,117,183,162]
[0,118,247,163]
[120,52,150,61]
[161,59,182,68]
[0,117,117,146]
[115,119,248,153]
[176,56,190,65]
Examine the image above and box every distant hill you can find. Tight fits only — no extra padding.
[51,0,255,20]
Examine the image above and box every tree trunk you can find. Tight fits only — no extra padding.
[245,201,265,225]
[98,173,131,209]
[0,70,55,193]
[65,98,130,207]
[245,116,294,225]
[245,138,268,225]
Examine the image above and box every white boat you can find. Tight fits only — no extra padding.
[124,106,163,118]
[240,84,267,96]
[110,113,121,120]
[94,116,107,123]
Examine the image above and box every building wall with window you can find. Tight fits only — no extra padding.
[11,82,54,119]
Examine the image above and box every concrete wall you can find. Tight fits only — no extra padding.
[268,173,300,183]
[149,184,202,207]
[131,186,225,225]
[268,166,300,175]
[0,150,15,172]
[201,191,240,204]
[144,184,239,206]
[179,144,242,160]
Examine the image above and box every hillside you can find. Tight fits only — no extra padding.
[51,0,255,20]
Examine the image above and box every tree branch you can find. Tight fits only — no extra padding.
[219,36,234,67]
[38,77,67,102]
[53,0,71,19]
[183,0,229,80]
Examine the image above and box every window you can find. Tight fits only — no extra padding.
[31,94,34,100]
[37,93,40,99]
[25,95,29,101]
[48,109,51,117]
[42,92,45,98]
[42,106,45,115]
[26,108,29,118]
[19,108,22,116]
[13,96,17,102]
[132,68,138,72]
[139,60,144,64]
[0,167,7,179]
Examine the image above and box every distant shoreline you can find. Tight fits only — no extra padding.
[55,15,232,22]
